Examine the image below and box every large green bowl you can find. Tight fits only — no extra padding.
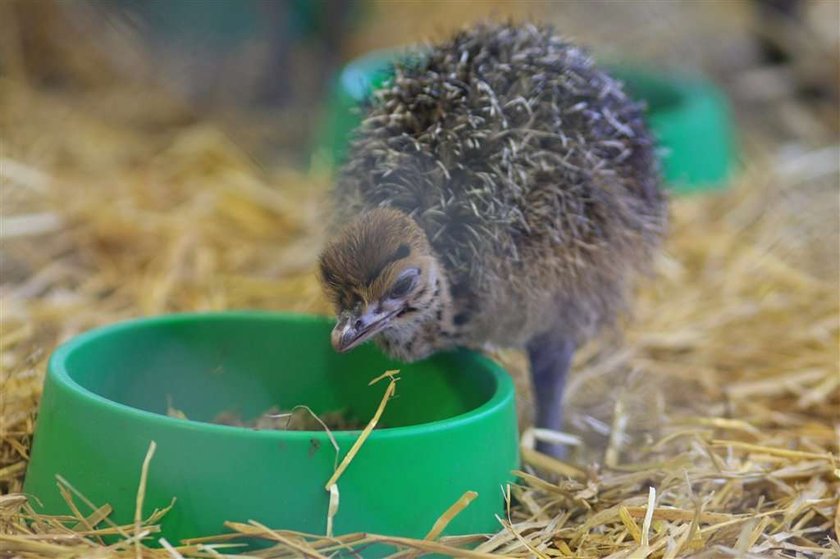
[314,49,736,194]
[24,312,519,550]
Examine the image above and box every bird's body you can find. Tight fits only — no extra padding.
[320,23,667,454]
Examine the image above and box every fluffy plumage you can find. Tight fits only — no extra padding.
[324,22,667,357]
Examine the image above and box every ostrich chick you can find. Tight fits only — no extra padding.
[319,23,667,456]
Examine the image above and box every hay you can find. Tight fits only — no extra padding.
[208,406,369,432]
[1,4,839,557]
[325,372,398,491]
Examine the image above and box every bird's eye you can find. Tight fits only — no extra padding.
[388,270,418,299]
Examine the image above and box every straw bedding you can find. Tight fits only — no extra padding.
[1,7,839,559]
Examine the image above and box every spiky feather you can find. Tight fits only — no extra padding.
[330,22,667,348]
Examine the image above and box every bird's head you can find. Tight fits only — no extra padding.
[318,208,443,353]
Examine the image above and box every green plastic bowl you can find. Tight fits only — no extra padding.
[24,312,519,548]
[314,49,736,193]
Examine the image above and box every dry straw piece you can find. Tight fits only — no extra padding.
[1,6,839,557]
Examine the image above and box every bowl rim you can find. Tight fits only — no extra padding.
[47,311,515,443]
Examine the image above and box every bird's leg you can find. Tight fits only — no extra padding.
[526,329,575,458]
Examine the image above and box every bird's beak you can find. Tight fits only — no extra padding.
[331,305,398,353]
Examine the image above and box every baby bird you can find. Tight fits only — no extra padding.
[319,23,667,455]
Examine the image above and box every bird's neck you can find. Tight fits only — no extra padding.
[428,271,459,339]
